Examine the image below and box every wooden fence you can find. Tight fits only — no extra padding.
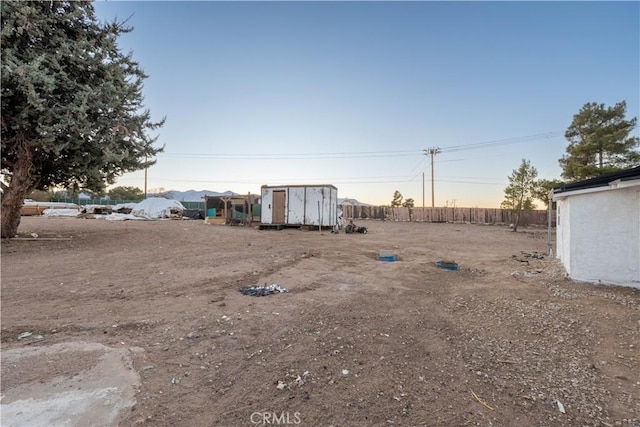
[339,205,553,226]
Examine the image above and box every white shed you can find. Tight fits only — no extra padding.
[553,166,640,288]
[260,184,338,229]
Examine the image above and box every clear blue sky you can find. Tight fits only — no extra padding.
[94,1,639,207]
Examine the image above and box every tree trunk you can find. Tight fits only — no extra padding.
[512,211,520,232]
[599,150,603,169]
[1,138,35,238]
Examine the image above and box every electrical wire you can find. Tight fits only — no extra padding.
[157,131,561,160]
[120,132,558,191]
[123,176,506,186]
[438,132,560,153]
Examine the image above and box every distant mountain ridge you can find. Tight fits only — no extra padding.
[165,190,237,202]
[337,197,373,207]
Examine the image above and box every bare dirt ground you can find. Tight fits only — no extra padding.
[1,216,639,427]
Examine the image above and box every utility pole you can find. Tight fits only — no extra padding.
[424,147,441,207]
[422,172,425,221]
[144,155,148,199]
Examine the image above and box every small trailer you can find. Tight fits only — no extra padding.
[260,184,338,230]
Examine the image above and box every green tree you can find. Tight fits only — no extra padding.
[107,186,144,201]
[1,1,164,237]
[532,178,564,208]
[402,198,415,208]
[560,101,639,181]
[501,159,538,232]
[27,189,53,202]
[402,197,415,221]
[51,188,100,200]
[391,191,403,208]
[82,189,106,199]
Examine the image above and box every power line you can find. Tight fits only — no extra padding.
[439,132,560,153]
[120,176,506,186]
[438,175,505,180]
[156,131,561,160]
[122,131,559,196]
[159,150,422,160]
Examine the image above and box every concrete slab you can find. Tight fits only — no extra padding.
[1,342,140,427]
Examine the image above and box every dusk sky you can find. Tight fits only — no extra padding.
[94,1,639,207]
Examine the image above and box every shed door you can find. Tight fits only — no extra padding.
[273,191,286,224]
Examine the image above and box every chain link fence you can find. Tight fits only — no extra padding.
[50,198,205,210]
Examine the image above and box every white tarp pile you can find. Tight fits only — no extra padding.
[104,213,145,221]
[81,205,113,215]
[43,208,81,217]
[130,197,185,219]
[112,203,138,213]
[24,200,80,217]
[24,200,79,209]
[41,198,186,220]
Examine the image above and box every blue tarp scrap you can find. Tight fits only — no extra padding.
[240,283,288,296]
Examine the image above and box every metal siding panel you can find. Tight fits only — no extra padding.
[319,186,330,227]
[260,188,273,224]
[303,186,337,226]
[288,187,305,225]
[329,187,337,226]
[304,187,321,225]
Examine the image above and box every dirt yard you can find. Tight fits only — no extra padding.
[2,216,639,427]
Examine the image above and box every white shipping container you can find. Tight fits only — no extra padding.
[260,184,338,227]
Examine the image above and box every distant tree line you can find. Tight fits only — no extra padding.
[502,100,638,231]
[387,101,638,232]
[29,186,146,202]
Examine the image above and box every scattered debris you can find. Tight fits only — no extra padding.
[11,232,71,240]
[295,371,311,386]
[17,332,44,342]
[512,270,543,278]
[342,369,349,375]
[239,283,288,296]
[275,371,311,390]
[186,332,199,339]
[345,221,368,234]
[556,399,566,413]
[471,390,495,411]
[81,205,113,215]
[17,332,33,340]
[512,251,545,263]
